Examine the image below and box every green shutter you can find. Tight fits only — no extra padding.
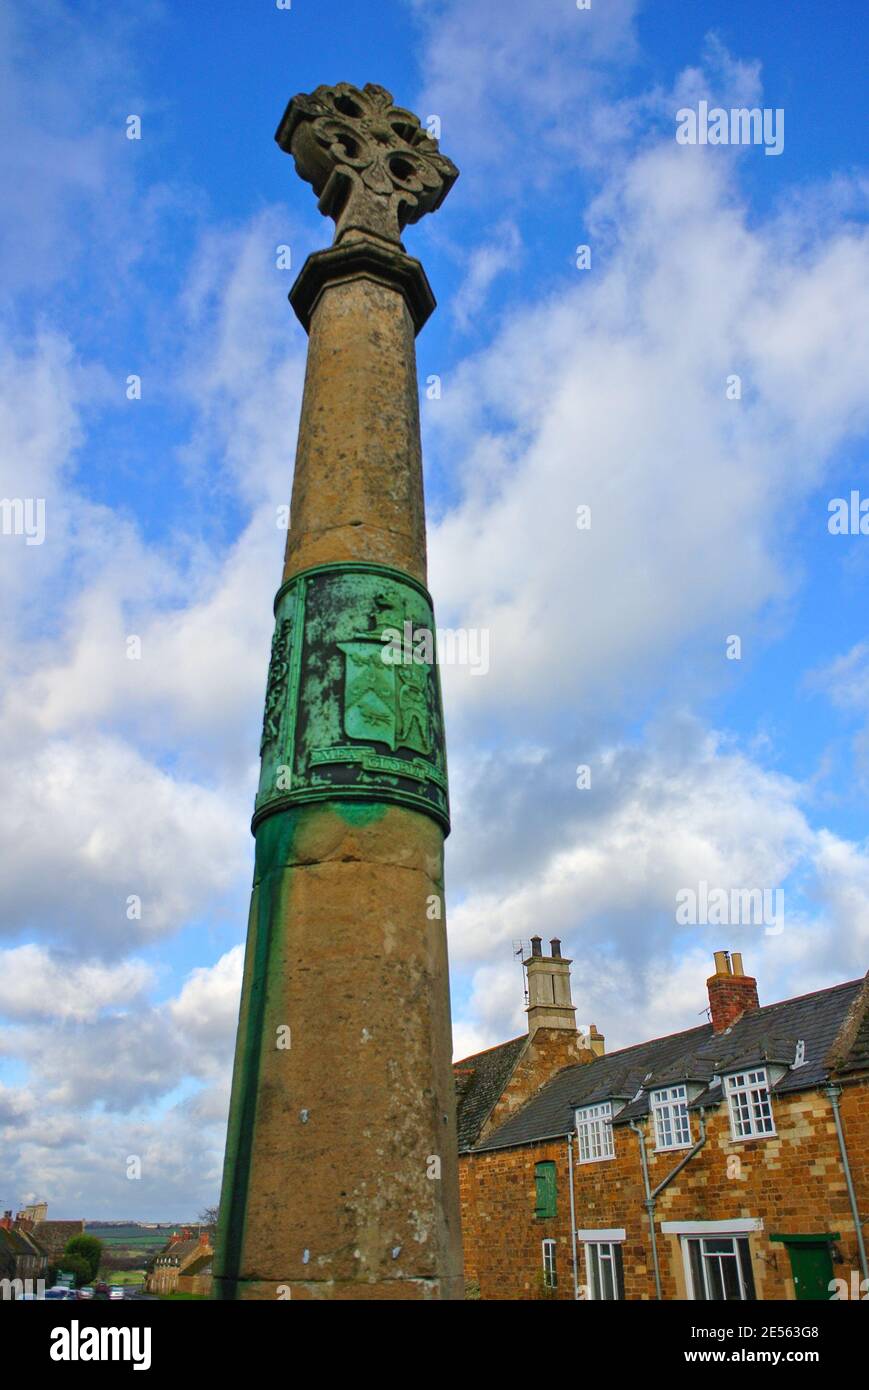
[534,1161,556,1219]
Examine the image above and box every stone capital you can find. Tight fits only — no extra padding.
[289,237,436,336]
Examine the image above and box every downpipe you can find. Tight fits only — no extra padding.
[630,1111,707,1301]
[826,1083,869,1281]
[567,1130,579,1300]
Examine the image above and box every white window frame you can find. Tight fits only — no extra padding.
[651,1084,692,1151]
[724,1068,776,1140]
[679,1231,756,1301]
[575,1234,622,1295]
[541,1238,557,1289]
[576,1101,615,1163]
[583,1239,622,1301]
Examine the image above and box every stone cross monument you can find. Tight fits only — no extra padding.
[213,83,464,1300]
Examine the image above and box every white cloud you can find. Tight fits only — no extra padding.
[451,222,522,330]
[0,946,152,1022]
[0,730,245,950]
[427,143,869,743]
[449,726,869,1055]
[810,642,869,712]
[0,946,244,1214]
[410,0,641,182]
[168,945,244,1063]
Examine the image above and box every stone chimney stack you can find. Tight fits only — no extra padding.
[524,938,577,1035]
[707,950,760,1033]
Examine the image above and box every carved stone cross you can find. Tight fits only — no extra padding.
[275,82,459,247]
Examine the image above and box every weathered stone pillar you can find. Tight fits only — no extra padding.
[213,83,464,1300]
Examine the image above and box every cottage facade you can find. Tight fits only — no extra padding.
[147,1230,213,1296]
[0,1212,49,1294]
[455,946,869,1301]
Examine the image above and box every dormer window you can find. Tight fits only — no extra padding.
[651,1084,692,1150]
[576,1102,615,1162]
[724,1068,775,1139]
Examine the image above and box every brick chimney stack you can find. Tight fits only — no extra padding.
[707,950,760,1033]
[0,1211,12,1230]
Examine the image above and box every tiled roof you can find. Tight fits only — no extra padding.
[157,1238,202,1263]
[0,1226,47,1259]
[829,974,869,1077]
[472,978,864,1153]
[31,1220,84,1254]
[453,1035,527,1150]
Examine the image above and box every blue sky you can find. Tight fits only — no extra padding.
[1,0,868,1219]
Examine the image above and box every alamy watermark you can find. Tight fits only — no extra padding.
[0,497,45,545]
[676,881,784,936]
[380,621,489,676]
[676,102,784,157]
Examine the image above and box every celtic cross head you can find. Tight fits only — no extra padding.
[275,82,459,247]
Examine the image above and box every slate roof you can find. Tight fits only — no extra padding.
[472,978,864,1153]
[454,1035,527,1150]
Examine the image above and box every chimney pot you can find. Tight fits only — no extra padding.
[550,938,561,958]
[530,936,542,958]
[713,949,731,976]
[731,951,744,976]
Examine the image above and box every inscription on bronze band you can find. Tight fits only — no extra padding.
[254,561,450,833]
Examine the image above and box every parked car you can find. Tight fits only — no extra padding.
[108,1286,125,1300]
[44,1287,77,1300]
[76,1285,95,1299]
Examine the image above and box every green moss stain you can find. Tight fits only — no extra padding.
[214,811,299,1298]
[332,801,388,828]
[214,800,393,1296]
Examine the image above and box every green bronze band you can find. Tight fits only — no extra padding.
[253,562,450,835]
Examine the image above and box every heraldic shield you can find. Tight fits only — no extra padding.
[338,637,432,756]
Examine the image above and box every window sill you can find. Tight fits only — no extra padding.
[728,1131,777,1143]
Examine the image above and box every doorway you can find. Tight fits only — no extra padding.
[771,1234,838,1301]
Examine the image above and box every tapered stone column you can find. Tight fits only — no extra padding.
[213,83,464,1300]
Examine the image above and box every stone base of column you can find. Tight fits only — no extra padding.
[214,801,464,1300]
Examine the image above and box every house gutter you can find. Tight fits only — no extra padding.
[567,1131,579,1300]
[629,1110,708,1301]
[825,1084,869,1281]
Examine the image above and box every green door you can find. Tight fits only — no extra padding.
[784,1242,835,1300]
